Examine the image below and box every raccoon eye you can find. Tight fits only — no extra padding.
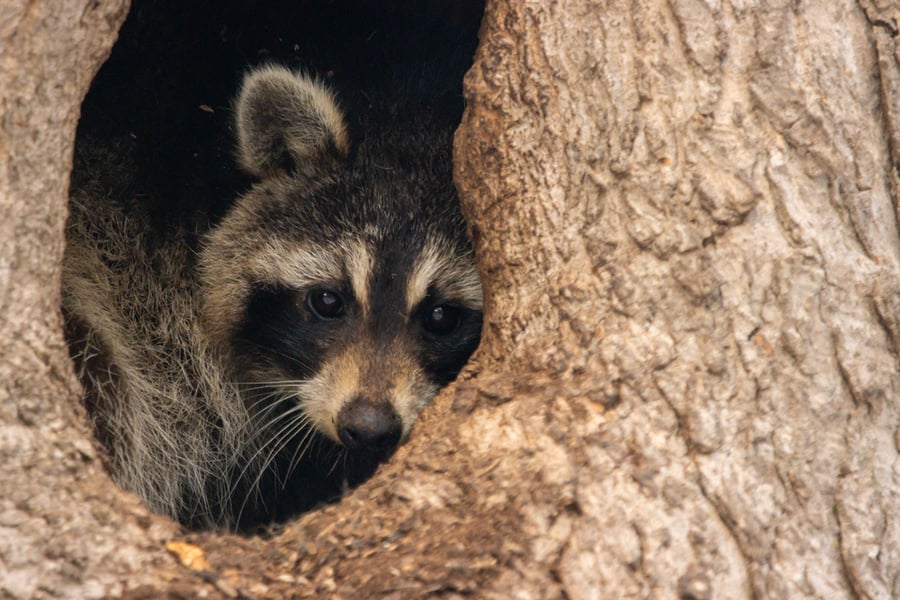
[307,289,344,319]
[422,304,460,335]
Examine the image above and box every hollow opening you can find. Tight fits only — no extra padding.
[66,0,484,533]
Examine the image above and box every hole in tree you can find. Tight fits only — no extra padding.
[66,0,484,533]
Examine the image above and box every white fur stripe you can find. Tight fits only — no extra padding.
[247,239,371,315]
[346,240,372,315]
[250,242,343,288]
[405,240,483,313]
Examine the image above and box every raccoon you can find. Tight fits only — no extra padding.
[63,65,483,529]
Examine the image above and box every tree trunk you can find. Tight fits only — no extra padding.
[1,0,898,598]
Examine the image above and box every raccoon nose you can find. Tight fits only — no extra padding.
[336,398,402,451]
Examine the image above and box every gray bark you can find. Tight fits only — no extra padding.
[0,2,181,598]
[1,0,898,598]
[453,2,900,597]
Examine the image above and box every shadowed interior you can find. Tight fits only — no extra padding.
[68,0,485,531]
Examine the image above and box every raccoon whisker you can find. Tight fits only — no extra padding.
[230,396,299,470]
[326,448,347,477]
[284,425,321,477]
[238,384,289,397]
[235,382,311,413]
[257,410,309,451]
[243,390,289,416]
[235,339,317,373]
[311,433,327,462]
[243,400,306,448]
[237,411,314,519]
[241,384,307,416]
[240,401,282,430]
[254,403,311,463]
[236,379,311,390]
[238,387,276,407]
[235,382,281,392]
[240,384,310,404]
[232,406,311,519]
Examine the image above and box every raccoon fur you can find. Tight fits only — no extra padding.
[63,65,483,530]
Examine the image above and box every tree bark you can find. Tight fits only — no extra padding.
[449,2,900,597]
[0,2,182,598]
[1,0,898,598]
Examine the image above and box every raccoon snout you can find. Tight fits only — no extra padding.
[336,398,402,452]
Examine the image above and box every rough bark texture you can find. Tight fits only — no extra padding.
[2,0,899,598]
[451,1,900,597]
[0,2,181,598]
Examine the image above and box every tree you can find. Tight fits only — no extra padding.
[1,0,897,597]
[0,1,182,596]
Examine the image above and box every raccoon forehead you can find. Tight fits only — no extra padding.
[405,239,483,311]
[248,238,373,310]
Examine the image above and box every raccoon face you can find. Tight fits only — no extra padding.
[199,65,482,458]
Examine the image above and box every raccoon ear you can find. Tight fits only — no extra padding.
[234,65,349,177]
